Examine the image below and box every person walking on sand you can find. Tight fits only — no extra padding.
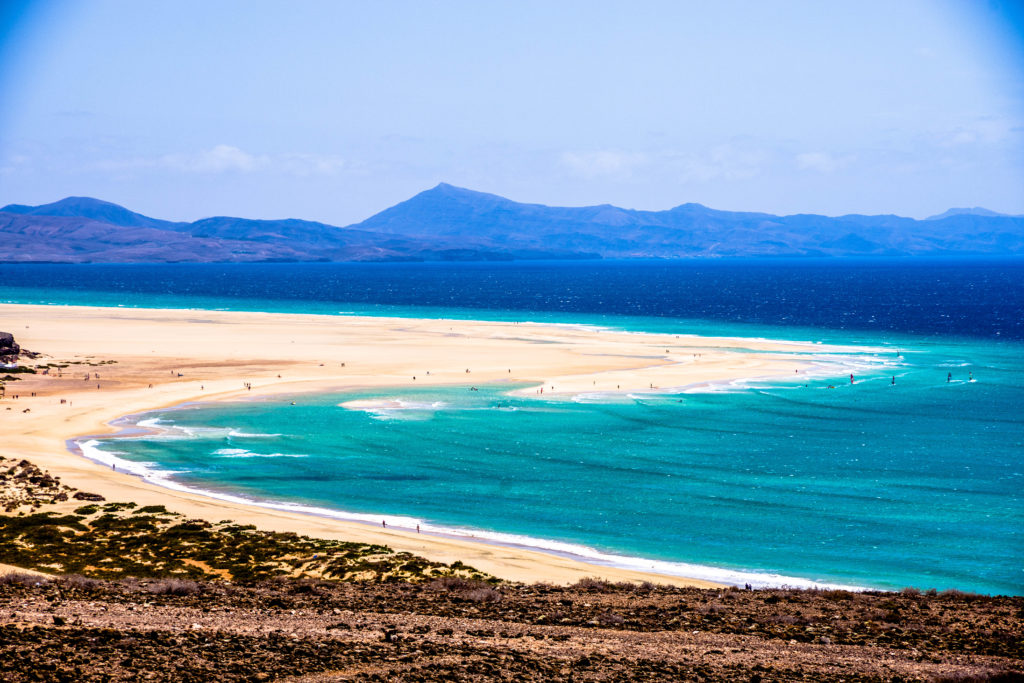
[382,520,386,529]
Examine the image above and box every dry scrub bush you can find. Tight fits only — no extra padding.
[149,578,203,596]
[0,572,48,587]
[463,587,502,603]
[571,577,615,592]
[60,574,104,591]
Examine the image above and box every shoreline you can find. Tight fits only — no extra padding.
[1,302,887,588]
[75,413,867,591]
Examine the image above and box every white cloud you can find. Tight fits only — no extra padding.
[559,143,769,186]
[559,150,648,179]
[0,154,31,177]
[279,153,347,177]
[673,143,766,183]
[160,144,268,173]
[795,151,851,174]
[934,118,1017,148]
[92,145,352,177]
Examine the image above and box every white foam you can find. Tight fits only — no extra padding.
[135,422,283,440]
[79,432,868,590]
[339,398,450,420]
[571,392,632,403]
[78,439,181,480]
[585,326,889,355]
[559,351,901,402]
[419,526,865,591]
[219,450,307,459]
[341,398,448,411]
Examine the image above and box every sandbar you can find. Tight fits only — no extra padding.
[0,303,878,587]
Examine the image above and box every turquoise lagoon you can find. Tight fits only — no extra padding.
[3,261,1021,594]
[77,325,1024,595]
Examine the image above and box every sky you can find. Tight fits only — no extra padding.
[0,0,1022,225]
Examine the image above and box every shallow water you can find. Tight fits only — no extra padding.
[85,334,1023,595]
[5,261,1022,594]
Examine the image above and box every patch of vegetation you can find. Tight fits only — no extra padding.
[0,455,490,585]
[2,366,37,374]
[1,505,490,583]
[133,504,169,515]
[101,502,137,512]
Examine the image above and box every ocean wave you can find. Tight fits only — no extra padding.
[341,398,448,411]
[127,420,282,440]
[218,450,308,458]
[77,439,184,481]
[420,526,865,591]
[571,392,632,403]
[75,434,868,591]
[339,398,449,420]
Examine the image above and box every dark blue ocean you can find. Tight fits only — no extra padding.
[2,258,1023,340]
[2,259,1022,594]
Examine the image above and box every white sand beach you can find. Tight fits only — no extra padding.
[0,303,872,586]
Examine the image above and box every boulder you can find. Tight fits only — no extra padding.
[0,331,23,364]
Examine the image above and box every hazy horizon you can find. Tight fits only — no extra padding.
[5,183,1024,226]
[1,1,1022,225]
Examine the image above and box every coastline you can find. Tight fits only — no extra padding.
[73,423,865,591]
[1,302,883,588]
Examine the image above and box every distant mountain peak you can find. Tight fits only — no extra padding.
[1,195,179,230]
[421,182,511,202]
[926,207,1015,221]
[4,186,1024,263]
[4,195,127,212]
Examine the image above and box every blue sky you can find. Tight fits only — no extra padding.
[0,0,1022,224]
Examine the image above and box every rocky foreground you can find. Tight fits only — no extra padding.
[1,456,1022,681]
[2,573,1022,682]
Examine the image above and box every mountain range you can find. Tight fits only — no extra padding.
[3,184,1023,262]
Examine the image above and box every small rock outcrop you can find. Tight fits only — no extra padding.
[0,331,35,363]
[0,332,19,364]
